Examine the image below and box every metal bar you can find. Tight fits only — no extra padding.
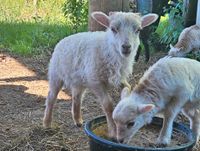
[197,0,200,24]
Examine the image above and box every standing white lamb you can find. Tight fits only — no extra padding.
[113,57,200,145]
[168,25,200,57]
[43,11,158,138]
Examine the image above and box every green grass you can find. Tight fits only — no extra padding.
[0,0,87,55]
[0,21,73,55]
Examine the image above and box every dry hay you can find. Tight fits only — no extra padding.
[0,50,199,151]
[93,123,188,148]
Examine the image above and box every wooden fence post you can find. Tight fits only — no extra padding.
[88,0,129,31]
[183,0,198,27]
[197,0,200,25]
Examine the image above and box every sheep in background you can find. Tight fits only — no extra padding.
[43,11,158,138]
[113,57,200,145]
[133,0,169,62]
[168,25,200,57]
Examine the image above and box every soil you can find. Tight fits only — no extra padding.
[93,123,188,148]
[0,50,198,151]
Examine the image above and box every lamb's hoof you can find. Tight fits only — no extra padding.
[156,137,170,147]
[108,129,116,140]
[43,118,51,128]
[75,120,83,128]
[75,123,82,127]
[110,137,118,143]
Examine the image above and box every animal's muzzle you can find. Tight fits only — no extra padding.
[122,44,131,56]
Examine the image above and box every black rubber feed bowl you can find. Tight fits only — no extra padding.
[84,116,196,151]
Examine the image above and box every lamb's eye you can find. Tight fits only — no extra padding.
[111,26,118,34]
[127,121,134,128]
[135,28,141,34]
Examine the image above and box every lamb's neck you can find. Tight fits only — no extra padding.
[130,93,160,124]
[134,79,161,102]
[175,39,190,51]
[98,35,135,86]
[144,106,160,124]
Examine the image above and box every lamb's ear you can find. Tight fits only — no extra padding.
[170,44,174,49]
[91,11,109,28]
[137,104,155,113]
[141,13,158,28]
[121,87,130,99]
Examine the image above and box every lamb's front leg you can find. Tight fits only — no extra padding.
[182,106,200,144]
[91,85,116,139]
[157,100,185,145]
[121,79,131,91]
[157,112,176,145]
[101,94,116,139]
[71,86,85,127]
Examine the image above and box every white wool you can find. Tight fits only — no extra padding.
[43,12,158,137]
[49,31,136,88]
[138,57,200,101]
[113,57,200,145]
[48,12,144,89]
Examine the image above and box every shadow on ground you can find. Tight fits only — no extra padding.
[0,49,198,151]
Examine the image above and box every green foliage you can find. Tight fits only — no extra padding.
[62,0,88,32]
[156,0,184,46]
[186,52,200,62]
[0,21,72,55]
[0,0,66,23]
[0,0,87,55]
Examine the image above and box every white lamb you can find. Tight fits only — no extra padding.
[113,57,200,145]
[43,11,158,138]
[168,25,200,57]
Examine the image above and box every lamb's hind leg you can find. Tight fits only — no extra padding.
[43,76,63,128]
[71,86,85,127]
[182,103,200,143]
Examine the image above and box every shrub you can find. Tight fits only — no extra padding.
[0,0,89,55]
[156,0,184,46]
[62,0,88,33]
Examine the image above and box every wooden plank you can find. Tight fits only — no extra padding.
[88,0,129,31]
[197,0,200,25]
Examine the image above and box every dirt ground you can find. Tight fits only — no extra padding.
[0,50,198,151]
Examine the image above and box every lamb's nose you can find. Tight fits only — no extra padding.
[122,44,131,50]
[122,44,131,56]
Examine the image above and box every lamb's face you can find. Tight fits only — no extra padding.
[91,11,158,58]
[112,97,139,143]
[108,12,141,58]
[112,87,155,144]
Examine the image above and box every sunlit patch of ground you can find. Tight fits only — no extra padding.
[0,53,70,99]
[0,52,199,151]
